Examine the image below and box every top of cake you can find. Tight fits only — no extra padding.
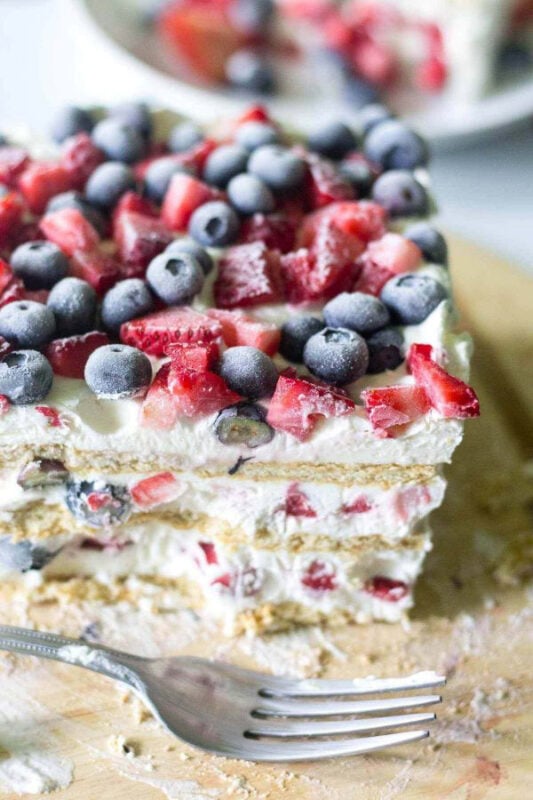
[0,102,479,470]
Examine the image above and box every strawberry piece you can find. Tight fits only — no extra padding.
[301,560,337,592]
[362,233,421,275]
[178,137,218,173]
[407,343,480,419]
[0,193,24,245]
[0,277,25,307]
[394,485,431,523]
[305,200,386,244]
[363,576,409,602]
[40,207,100,256]
[349,38,397,87]
[60,133,104,189]
[8,220,42,251]
[0,395,10,415]
[303,152,355,209]
[207,308,280,355]
[161,173,217,231]
[167,367,242,417]
[131,472,181,509]
[0,260,14,295]
[70,249,121,295]
[416,56,447,92]
[121,306,222,357]
[342,495,373,514]
[34,406,65,428]
[285,483,317,517]
[198,540,219,565]
[112,192,158,230]
[239,214,296,254]
[0,147,30,187]
[361,385,430,432]
[215,242,282,309]
[352,261,394,296]
[267,373,355,441]
[165,340,219,371]
[18,162,73,214]
[140,364,179,429]
[114,211,173,276]
[45,331,110,379]
[233,105,271,128]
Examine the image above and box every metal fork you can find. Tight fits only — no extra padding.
[0,625,444,762]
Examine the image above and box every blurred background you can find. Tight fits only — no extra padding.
[2,0,533,272]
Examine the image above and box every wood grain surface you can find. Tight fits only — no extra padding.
[0,236,532,800]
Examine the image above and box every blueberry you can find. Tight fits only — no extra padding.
[51,105,93,144]
[214,401,274,447]
[144,157,192,203]
[358,103,393,135]
[248,145,306,192]
[167,121,203,153]
[307,121,358,160]
[0,301,56,348]
[219,346,278,399]
[109,102,153,140]
[371,170,429,218]
[366,327,404,373]
[189,201,240,247]
[17,458,69,489]
[65,480,131,528]
[364,120,429,170]
[404,222,448,266]
[303,327,368,386]
[229,0,274,34]
[203,145,249,188]
[10,241,69,290]
[47,277,98,336]
[84,344,152,399]
[339,159,374,197]
[92,118,146,164]
[227,173,275,215]
[85,162,137,210]
[235,121,280,151]
[381,273,448,324]
[146,252,204,305]
[343,76,380,109]
[323,291,390,334]
[279,316,324,363]
[46,191,107,236]
[101,278,154,334]
[0,536,60,572]
[165,239,213,275]
[0,350,53,404]
[225,50,276,94]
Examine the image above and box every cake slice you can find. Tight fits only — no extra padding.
[0,103,479,633]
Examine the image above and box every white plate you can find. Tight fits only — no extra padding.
[71,0,533,149]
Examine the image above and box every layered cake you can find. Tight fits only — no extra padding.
[0,103,479,633]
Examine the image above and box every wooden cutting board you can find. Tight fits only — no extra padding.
[0,237,532,800]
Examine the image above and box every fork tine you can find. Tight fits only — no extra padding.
[261,671,446,698]
[256,693,442,718]
[248,711,436,738]
[241,729,430,762]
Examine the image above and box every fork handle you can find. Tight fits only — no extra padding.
[0,625,145,690]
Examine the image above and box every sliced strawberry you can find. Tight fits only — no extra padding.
[0,395,10,415]
[207,308,280,355]
[407,343,480,419]
[0,147,30,187]
[215,242,282,309]
[131,472,181,509]
[161,173,217,231]
[361,385,430,433]
[342,495,373,514]
[198,540,219,565]
[233,105,272,128]
[303,152,354,209]
[362,233,421,275]
[363,576,409,602]
[285,483,317,517]
[349,38,397,87]
[267,373,355,441]
[121,306,222,357]
[301,560,337,592]
[305,200,386,244]
[352,261,394,296]
[0,193,24,246]
[18,162,73,214]
[60,133,104,189]
[45,331,110,379]
[0,260,14,295]
[178,137,218,173]
[140,363,179,429]
[167,367,242,417]
[40,207,100,256]
[112,191,158,230]
[70,249,122,295]
[0,277,24,307]
[165,340,219,371]
[239,213,296,254]
[114,211,173,276]
[416,56,447,92]
[34,406,65,428]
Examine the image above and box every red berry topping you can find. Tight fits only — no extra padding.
[0,395,10,415]
[0,146,30,187]
[70,249,122,295]
[40,208,100,256]
[207,308,280,355]
[140,363,179,429]
[215,242,283,309]
[285,482,317,517]
[112,191,158,229]
[233,105,272,128]
[18,162,73,214]
[360,232,421,275]
[161,173,218,231]
[239,213,297,253]
[361,384,430,433]
[130,471,181,509]
[0,193,24,246]
[45,331,110,379]
[34,406,65,428]
[59,133,105,189]
[121,306,222,357]
[352,261,394,297]
[267,373,355,441]
[394,484,431,523]
[0,277,25,308]
[342,495,373,514]
[309,200,387,244]
[301,560,337,592]
[303,151,355,209]
[407,343,480,419]
[349,38,397,87]
[364,576,409,602]
[114,211,173,275]
[178,138,218,173]
[198,540,218,565]
[165,340,220,371]
[167,367,242,417]
[0,260,15,295]
[416,56,447,92]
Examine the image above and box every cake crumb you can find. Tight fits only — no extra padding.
[107,735,140,759]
